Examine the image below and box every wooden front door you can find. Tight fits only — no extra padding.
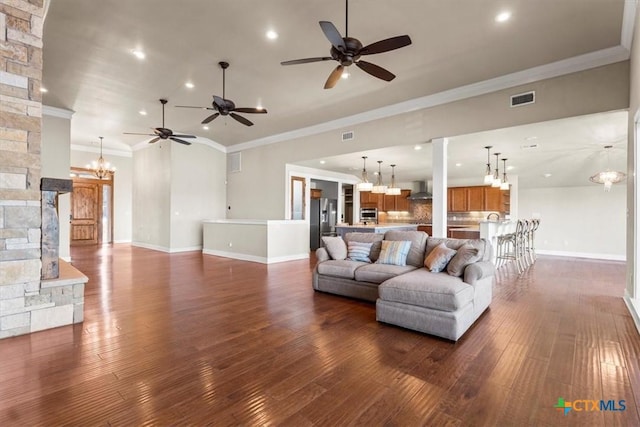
[71,180,100,245]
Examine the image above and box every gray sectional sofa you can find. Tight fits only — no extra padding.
[312,230,495,341]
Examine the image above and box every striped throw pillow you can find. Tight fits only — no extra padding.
[347,241,373,263]
[376,240,412,266]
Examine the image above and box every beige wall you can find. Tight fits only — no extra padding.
[228,62,629,220]
[133,141,227,252]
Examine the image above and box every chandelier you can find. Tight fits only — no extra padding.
[371,161,388,194]
[386,164,401,195]
[356,156,373,191]
[589,145,625,192]
[88,136,115,179]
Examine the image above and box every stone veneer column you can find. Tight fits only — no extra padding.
[0,0,45,338]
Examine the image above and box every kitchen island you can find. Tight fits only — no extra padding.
[335,223,418,238]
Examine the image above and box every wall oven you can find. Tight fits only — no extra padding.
[360,207,378,224]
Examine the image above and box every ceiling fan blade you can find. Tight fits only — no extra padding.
[319,21,345,51]
[281,57,333,66]
[355,60,396,81]
[148,137,161,144]
[123,132,154,136]
[234,107,267,114]
[172,134,196,138]
[201,113,220,124]
[230,112,254,127]
[213,95,225,108]
[175,105,214,110]
[170,137,192,145]
[324,65,344,89]
[360,35,412,55]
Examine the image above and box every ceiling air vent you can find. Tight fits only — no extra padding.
[510,91,535,107]
[342,131,354,142]
[228,152,241,173]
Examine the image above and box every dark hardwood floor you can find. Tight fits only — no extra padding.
[0,244,638,425]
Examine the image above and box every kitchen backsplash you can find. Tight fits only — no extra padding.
[379,200,502,225]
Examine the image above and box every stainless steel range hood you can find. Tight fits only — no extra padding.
[407,181,432,200]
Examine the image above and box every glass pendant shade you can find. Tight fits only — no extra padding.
[500,158,509,190]
[483,146,493,185]
[491,152,501,187]
[371,161,387,194]
[385,164,401,195]
[589,145,625,192]
[357,156,373,191]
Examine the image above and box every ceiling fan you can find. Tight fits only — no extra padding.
[281,0,412,89]
[176,61,267,127]
[123,99,196,145]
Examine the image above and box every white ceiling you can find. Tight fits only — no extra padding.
[42,0,631,188]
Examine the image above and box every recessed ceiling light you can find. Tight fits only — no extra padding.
[320,160,326,164]
[341,72,350,80]
[131,49,146,60]
[455,163,462,167]
[139,110,147,116]
[495,11,511,23]
[40,87,48,93]
[185,82,194,89]
[507,165,515,171]
[414,145,422,150]
[543,173,552,178]
[266,30,278,40]
[202,125,209,130]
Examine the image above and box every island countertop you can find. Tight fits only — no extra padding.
[335,223,418,237]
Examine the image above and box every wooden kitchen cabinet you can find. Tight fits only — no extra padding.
[484,187,509,212]
[310,188,322,199]
[448,187,468,212]
[360,191,384,210]
[447,186,509,213]
[417,225,432,235]
[383,189,411,211]
[467,186,485,211]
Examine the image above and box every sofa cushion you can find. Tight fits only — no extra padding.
[383,230,428,268]
[317,259,369,279]
[447,244,481,277]
[354,263,417,284]
[322,236,347,260]
[347,241,373,263]
[376,240,412,266]
[426,237,491,262]
[424,243,457,273]
[379,269,474,312]
[344,232,384,262]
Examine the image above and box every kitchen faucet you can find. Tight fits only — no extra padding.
[486,212,500,221]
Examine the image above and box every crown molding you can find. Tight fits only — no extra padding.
[228,43,630,154]
[620,0,637,51]
[42,105,74,119]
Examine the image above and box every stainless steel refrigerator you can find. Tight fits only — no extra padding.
[310,198,337,251]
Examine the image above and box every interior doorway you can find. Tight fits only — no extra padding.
[70,168,114,246]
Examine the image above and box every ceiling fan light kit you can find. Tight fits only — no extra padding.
[123,99,196,145]
[176,61,267,127]
[280,0,412,89]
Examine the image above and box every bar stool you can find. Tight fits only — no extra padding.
[495,221,517,269]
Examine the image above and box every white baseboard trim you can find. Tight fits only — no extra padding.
[623,294,640,335]
[132,242,202,253]
[536,250,626,262]
[202,249,309,264]
[113,239,132,244]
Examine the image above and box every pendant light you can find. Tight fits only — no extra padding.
[589,145,626,192]
[371,161,388,194]
[88,136,115,179]
[492,152,501,187]
[356,156,373,191]
[483,146,493,185]
[500,158,509,190]
[385,164,401,195]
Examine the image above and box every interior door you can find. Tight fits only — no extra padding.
[71,180,100,245]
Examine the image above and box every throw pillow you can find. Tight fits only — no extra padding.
[424,242,457,273]
[446,244,480,277]
[376,240,412,266]
[322,236,347,260]
[347,241,373,263]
